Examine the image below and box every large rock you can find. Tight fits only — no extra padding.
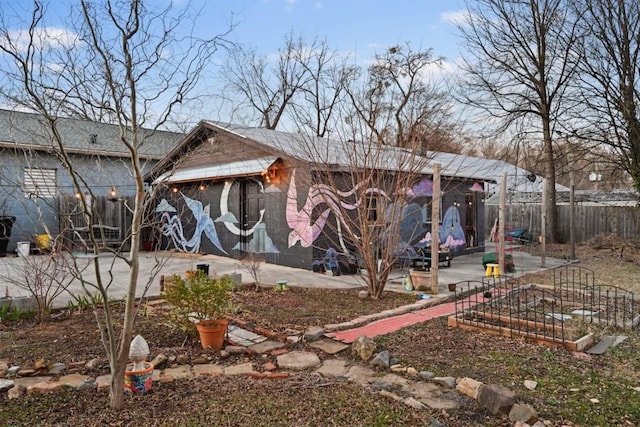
[456,377,483,399]
[351,335,376,362]
[509,403,538,424]
[369,350,390,368]
[477,383,517,415]
[0,379,14,392]
[304,326,325,342]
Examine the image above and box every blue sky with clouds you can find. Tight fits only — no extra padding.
[206,0,466,69]
[0,0,470,126]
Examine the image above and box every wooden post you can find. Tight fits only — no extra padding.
[431,163,440,294]
[498,171,506,276]
[569,168,576,260]
[541,177,547,267]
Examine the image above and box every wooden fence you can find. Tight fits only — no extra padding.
[485,204,640,243]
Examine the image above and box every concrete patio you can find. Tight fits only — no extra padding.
[0,242,569,310]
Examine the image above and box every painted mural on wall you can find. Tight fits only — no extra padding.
[286,169,389,250]
[285,172,466,253]
[156,171,468,258]
[155,184,280,255]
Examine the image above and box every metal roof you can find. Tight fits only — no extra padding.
[202,121,499,182]
[155,156,278,184]
[0,108,182,159]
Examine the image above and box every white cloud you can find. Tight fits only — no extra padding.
[4,26,78,54]
[440,10,470,26]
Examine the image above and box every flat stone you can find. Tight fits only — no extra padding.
[59,374,89,388]
[304,326,325,342]
[0,379,15,391]
[49,363,67,375]
[524,380,538,390]
[587,336,617,355]
[612,335,628,347]
[193,364,224,376]
[28,381,65,394]
[276,351,321,370]
[345,365,375,385]
[419,371,435,380]
[380,373,411,388]
[419,396,460,410]
[403,396,427,410]
[76,378,96,391]
[315,359,349,379]
[224,362,254,376]
[248,340,285,354]
[224,345,248,355]
[309,339,349,355]
[95,374,111,390]
[404,381,440,400]
[161,365,193,381]
[227,325,267,346]
[433,376,456,388]
[286,335,301,344]
[14,376,52,388]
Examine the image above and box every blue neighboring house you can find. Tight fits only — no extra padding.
[0,109,182,253]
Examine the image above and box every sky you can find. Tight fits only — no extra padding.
[209,0,467,69]
[187,0,470,125]
[0,0,470,127]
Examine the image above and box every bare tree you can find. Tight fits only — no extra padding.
[0,0,230,410]
[286,137,433,300]
[222,31,309,129]
[457,0,582,242]
[569,0,640,194]
[346,43,453,150]
[289,37,356,137]
[0,252,74,323]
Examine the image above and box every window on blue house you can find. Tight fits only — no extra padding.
[24,167,57,198]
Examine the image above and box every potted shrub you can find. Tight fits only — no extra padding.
[163,271,235,349]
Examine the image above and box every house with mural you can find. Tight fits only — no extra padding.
[146,121,496,271]
[0,109,182,253]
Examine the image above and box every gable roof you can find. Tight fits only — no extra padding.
[0,108,183,159]
[149,120,502,183]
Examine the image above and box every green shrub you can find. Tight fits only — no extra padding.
[163,272,235,330]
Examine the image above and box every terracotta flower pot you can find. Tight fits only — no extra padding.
[124,361,154,394]
[409,270,434,293]
[196,318,228,350]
